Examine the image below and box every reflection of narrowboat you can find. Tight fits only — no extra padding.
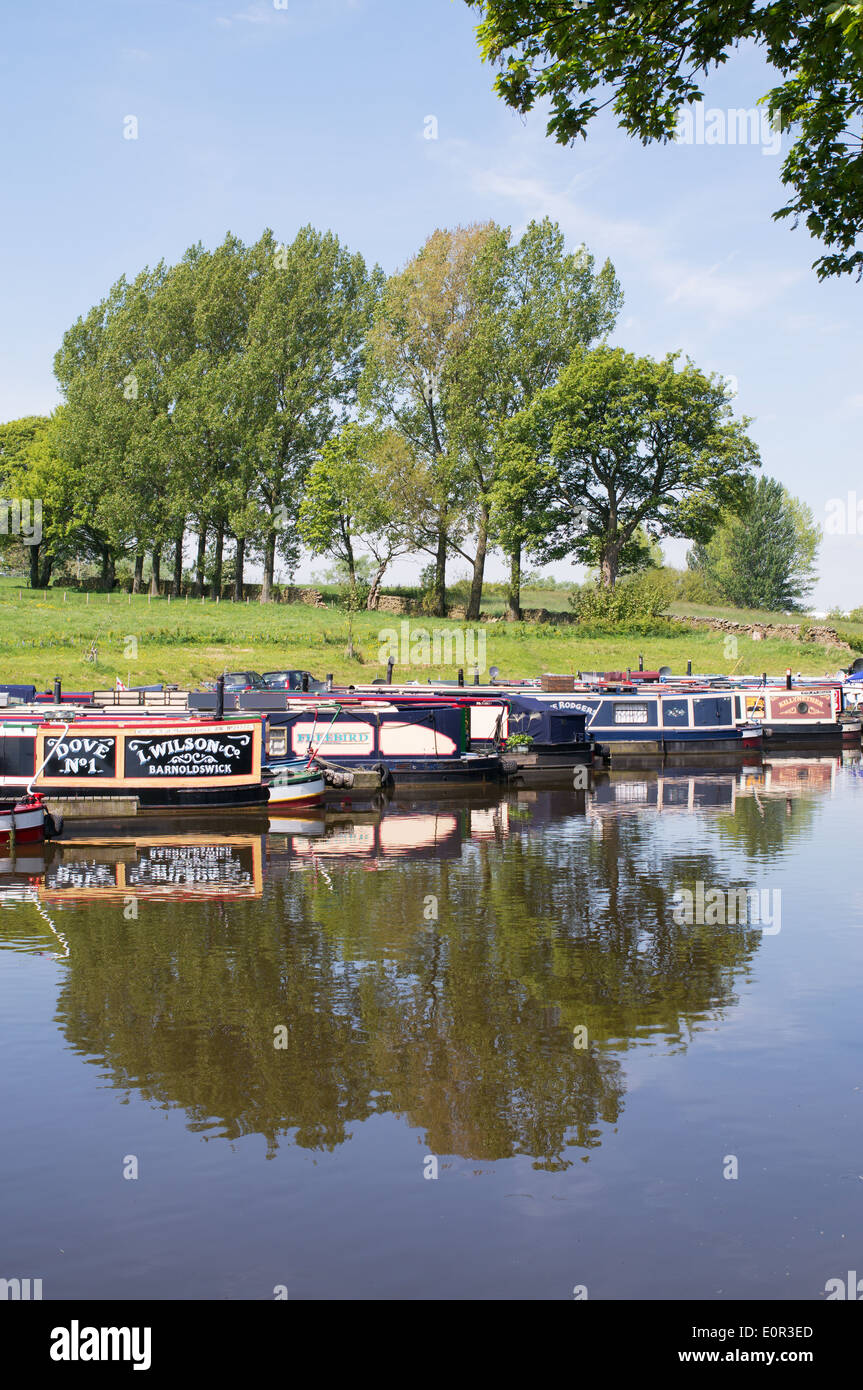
[34,835,264,901]
[0,717,268,810]
[287,811,461,861]
[590,770,739,817]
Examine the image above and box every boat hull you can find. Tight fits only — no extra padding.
[0,795,47,847]
[265,768,326,808]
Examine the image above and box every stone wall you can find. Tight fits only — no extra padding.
[674,615,852,650]
[375,594,413,615]
[282,586,328,608]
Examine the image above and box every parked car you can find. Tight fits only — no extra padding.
[262,669,327,693]
[221,670,267,692]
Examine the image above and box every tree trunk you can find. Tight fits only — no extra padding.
[149,546,161,597]
[210,525,224,600]
[132,550,144,594]
[431,523,447,617]
[260,530,276,602]
[38,555,53,589]
[195,525,207,596]
[28,544,40,590]
[366,561,387,610]
[101,547,115,591]
[466,504,489,620]
[600,543,619,589]
[506,544,522,621]
[172,532,183,597]
[233,536,245,602]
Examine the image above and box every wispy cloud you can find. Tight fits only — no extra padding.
[217,2,288,28]
[464,154,800,330]
[470,163,801,325]
[217,0,361,27]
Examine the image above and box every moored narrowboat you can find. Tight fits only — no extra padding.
[403,685,760,757]
[264,759,326,809]
[0,715,269,812]
[262,700,505,788]
[730,686,856,746]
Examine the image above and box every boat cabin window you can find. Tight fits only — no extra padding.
[613,702,649,725]
[268,728,288,757]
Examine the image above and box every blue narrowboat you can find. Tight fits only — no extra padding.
[407,686,761,756]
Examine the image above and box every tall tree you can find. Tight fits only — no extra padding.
[466,1,863,278]
[166,236,253,600]
[5,409,95,589]
[448,217,622,618]
[0,416,50,579]
[54,258,195,589]
[688,475,819,610]
[500,346,759,588]
[243,227,379,602]
[360,224,498,616]
[298,422,423,609]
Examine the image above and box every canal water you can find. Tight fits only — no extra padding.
[2,756,861,1301]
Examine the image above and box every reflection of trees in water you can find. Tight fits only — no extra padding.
[23,812,764,1168]
[714,791,818,862]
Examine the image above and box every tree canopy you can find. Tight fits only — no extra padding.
[2,219,774,607]
[688,474,819,610]
[498,346,759,588]
[466,0,863,279]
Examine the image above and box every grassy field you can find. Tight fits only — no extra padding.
[0,579,857,689]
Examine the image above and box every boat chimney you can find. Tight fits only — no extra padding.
[216,674,225,719]
[302,672,309,693]
[686,660,692,676]
[53,676,62,703]
[457,668,464,688]
[639,654,644,673]
[473,667,479,686]
[326,673,333,693]
[386,657,395,684]
[762,672,767,686]
[785,668,792,690]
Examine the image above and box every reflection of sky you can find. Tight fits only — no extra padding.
[2,765,861,1299]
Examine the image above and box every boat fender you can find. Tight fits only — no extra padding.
[45,810,63,839]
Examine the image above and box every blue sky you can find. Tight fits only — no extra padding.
[2,0,860,605]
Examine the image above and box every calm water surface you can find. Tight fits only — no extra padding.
[2,757,862,1300]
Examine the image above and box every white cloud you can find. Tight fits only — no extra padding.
[217,2,287,27]
[470,163,802,325]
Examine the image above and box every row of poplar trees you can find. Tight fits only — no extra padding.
[4,217,758,614]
